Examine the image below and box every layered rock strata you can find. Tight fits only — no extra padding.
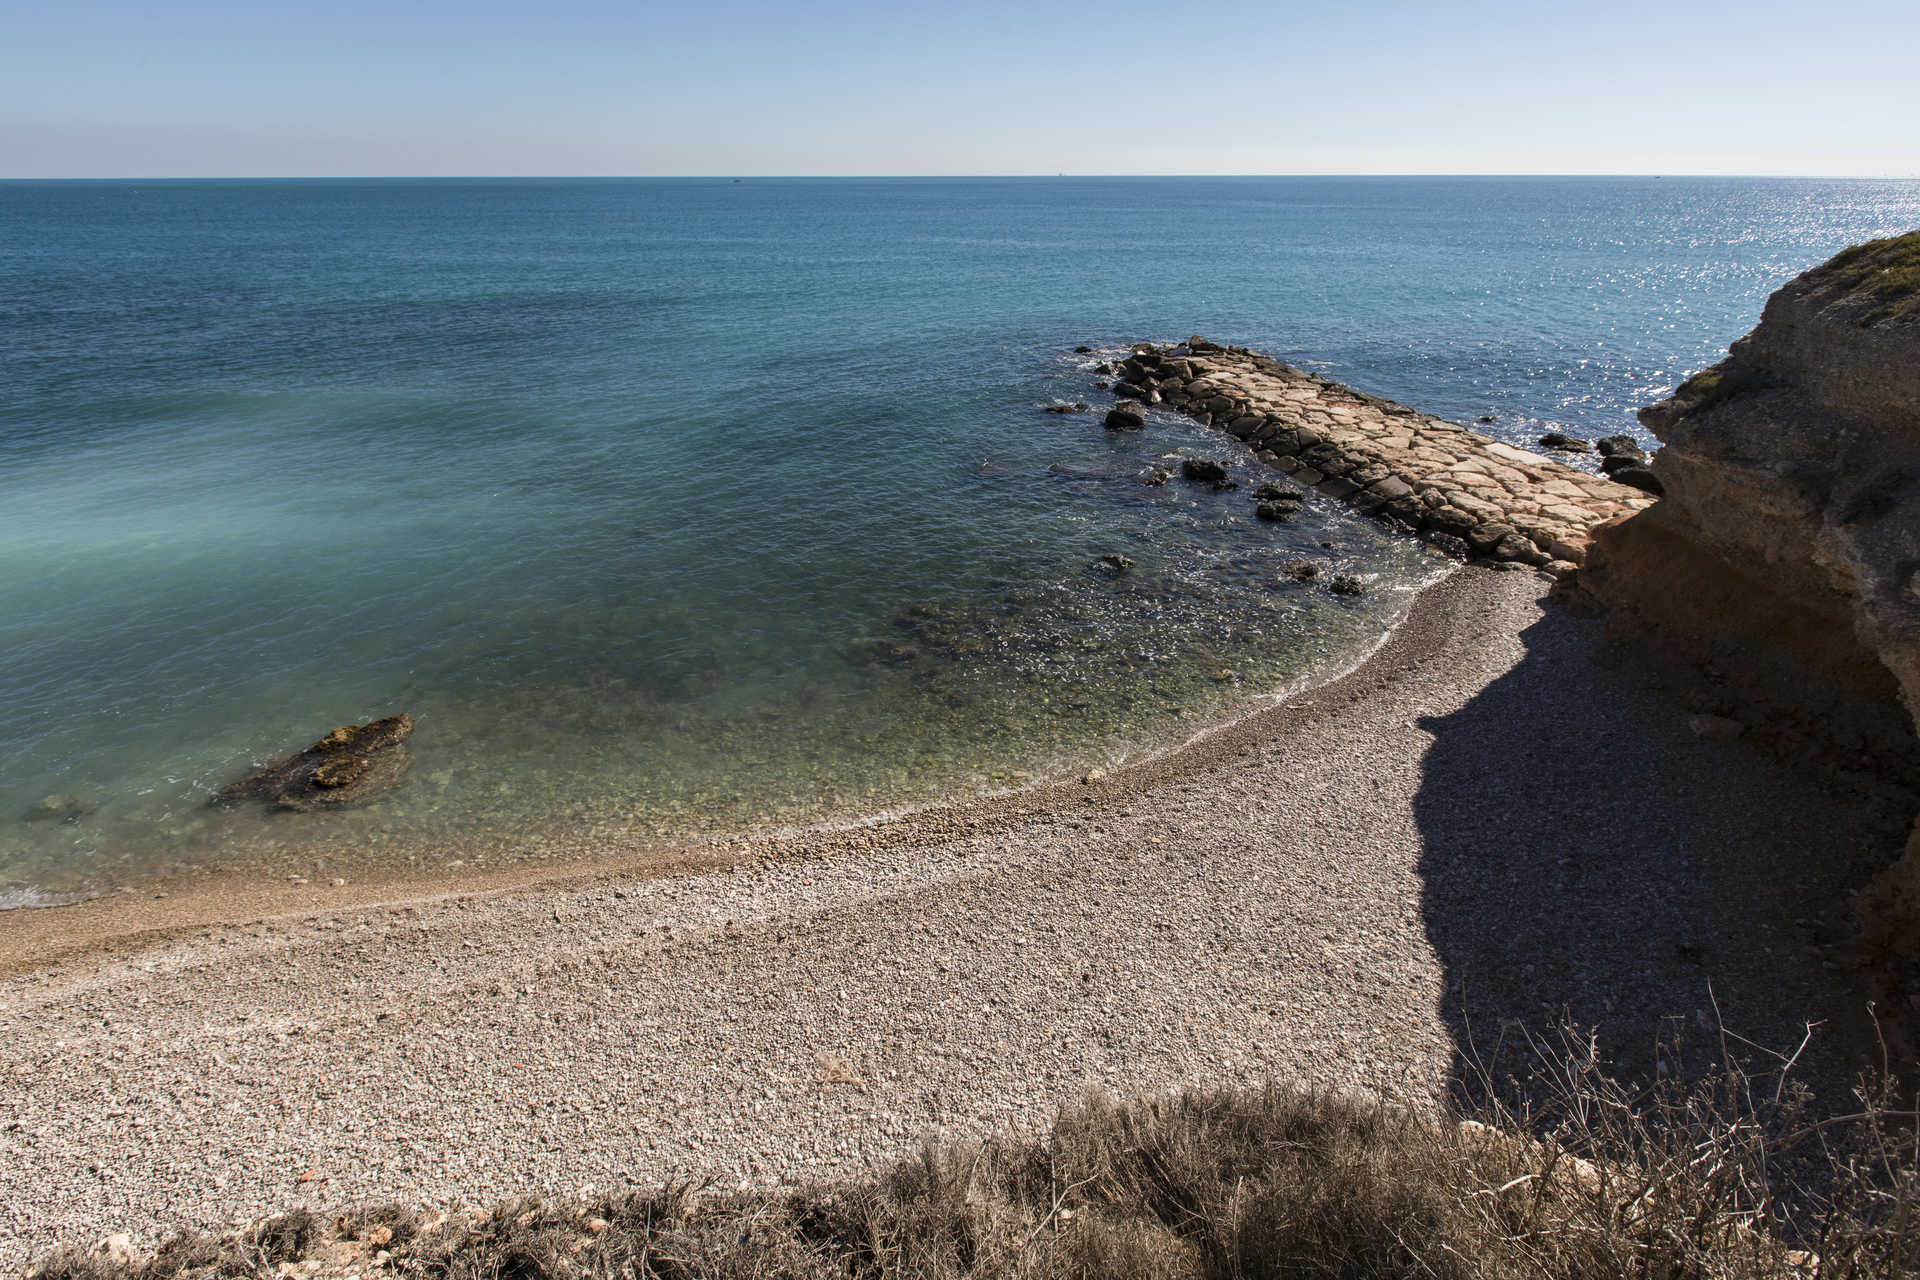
[1117,339,1656,572]
[1564,231,1920,1013]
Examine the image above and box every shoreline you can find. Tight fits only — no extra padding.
[0,565,1878,1266]
[0,562,1457,979]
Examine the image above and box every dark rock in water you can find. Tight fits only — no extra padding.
[1478,414,1497,424]
[212,714,415,812]
[1253,482,1304,503]
[1179,457,1232,487]
[847,638,919,665]
[1599,449,1650,475]
[1538,432,1592,452]
[1285,560,1321,582]
[1141,467,1172,486]
[1095,553,1135,574]
[1255,500,1301,522]
[1426,531,1472,559]
[1327,574,1366,597]
[1113,380,1153,402]
[1595,434,1642,457]
[1042,402,1090,414]
[1104,402,1146,431]
[25,795,87,824]
[1093,361,1116,375]
[1611,464,1665,496]
[1187,336,1222,353]
[1092,380,1111,391]
[1073,345,1093,353]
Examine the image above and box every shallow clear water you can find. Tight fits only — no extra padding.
[3,177,1917,898]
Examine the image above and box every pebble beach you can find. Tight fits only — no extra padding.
[0,566,1873,1270]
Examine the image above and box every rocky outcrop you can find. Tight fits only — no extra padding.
[1565,231,1920,1010]
[212,715,416,812]
[1111,340,1656,573]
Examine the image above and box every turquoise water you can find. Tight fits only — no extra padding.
[4,177,1918,899]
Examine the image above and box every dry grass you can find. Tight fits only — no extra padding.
[27,1026,1918,1280]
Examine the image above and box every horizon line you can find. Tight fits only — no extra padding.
[4,171,1920,183]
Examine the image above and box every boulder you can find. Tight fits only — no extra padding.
[1179,457,1232,487]
[1104,402,1146,431]
[213,715,415,812]
[1599,450,1650,474]
[1609,465,1664,495]
[1595,434,1642,457]
[1538,432,1592,452]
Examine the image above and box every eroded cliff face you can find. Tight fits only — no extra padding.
[1567,231,1920,1012]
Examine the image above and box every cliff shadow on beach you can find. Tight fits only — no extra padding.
[1410,588,1887,1112]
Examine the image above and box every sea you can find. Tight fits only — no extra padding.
[4,176,1917,904]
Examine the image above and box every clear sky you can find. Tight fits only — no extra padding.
[4,0,1916,178]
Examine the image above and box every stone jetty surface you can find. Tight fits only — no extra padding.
[1111,338,1656,573]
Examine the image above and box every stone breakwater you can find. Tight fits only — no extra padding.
[1106,338,1656,573]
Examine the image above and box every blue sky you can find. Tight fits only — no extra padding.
[4,0,1916,177]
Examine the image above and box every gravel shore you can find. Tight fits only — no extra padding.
[0,567,1875,1269]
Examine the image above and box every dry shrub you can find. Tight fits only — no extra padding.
[28,1026,1919,1280]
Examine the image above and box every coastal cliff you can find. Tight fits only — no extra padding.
[1566,231,1920,1007]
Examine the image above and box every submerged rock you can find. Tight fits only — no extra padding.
[24,795,87,824]
[1094,553,1135,574]
[1042,402,1090,414]
[212,715,415,812]
[1538,432,1592,452]
[1327,574,1366,597]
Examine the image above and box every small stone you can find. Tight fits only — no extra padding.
[1690,714,1746,742]
[1041,402,1090,414]
[1081,769,1106,785]
[95,1234,139,1264]
[1285,560,1320,582]
[1327,574,1365,597]
[1095,553,1134,573]
[1255,500,1300,522]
